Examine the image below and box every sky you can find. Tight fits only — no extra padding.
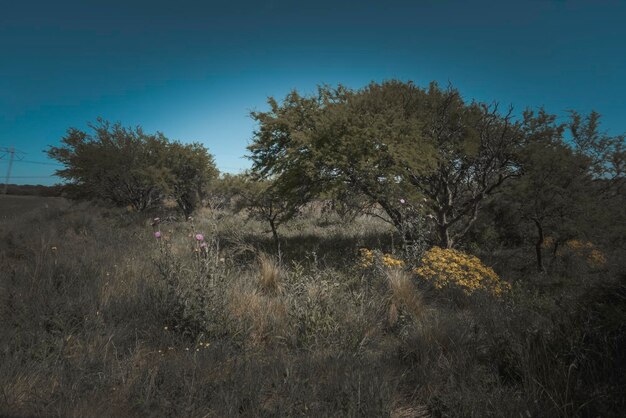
[1,0,625,185]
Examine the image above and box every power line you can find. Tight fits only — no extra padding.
[8,176,58,179]
[0,159,62,167]
[17,159,63,167]
[1,146,28,194]
[0,145,26,154]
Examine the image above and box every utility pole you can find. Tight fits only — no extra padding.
[1,146,25,195]
[3,146,14,194]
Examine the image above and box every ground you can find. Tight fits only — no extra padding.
[0,197,624,417]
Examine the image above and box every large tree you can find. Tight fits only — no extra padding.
[490,109,624,272]
[507,110,593,272]
[160,142,219,217]
[248,81,523,248]
[48,118,218,214]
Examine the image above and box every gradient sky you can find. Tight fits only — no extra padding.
[1,0,625,185]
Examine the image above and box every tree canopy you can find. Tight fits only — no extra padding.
[248,81,523,248]
[48,118,218,215]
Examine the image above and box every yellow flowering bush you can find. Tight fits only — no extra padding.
[558,239,607,268]
[414,247,510,297]
[587,249,607,267]
[358,248,405,269]
[541,236,555,249]
[382,253,405,268]
[358,248,375,268]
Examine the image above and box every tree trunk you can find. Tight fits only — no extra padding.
[437,209,452,248]
[269,218,279,249]
[533,219,546,273]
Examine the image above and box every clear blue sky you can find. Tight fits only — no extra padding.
[1,0,625,185]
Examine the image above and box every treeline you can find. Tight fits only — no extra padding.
[1,184,63,197]
[48,81,625,270]
[47,118,218,217]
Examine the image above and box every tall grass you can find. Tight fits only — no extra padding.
[1,198,624,417]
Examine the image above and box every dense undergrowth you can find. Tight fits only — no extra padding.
[1,199,624,417]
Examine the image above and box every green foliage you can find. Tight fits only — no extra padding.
[241,175,307,244]
[489,108,625,271]
[47,118,218,214]
[159,141,218,216]
[248,81,523,248]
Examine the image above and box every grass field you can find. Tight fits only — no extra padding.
[0,195,67,220]
[0,195,68,220]
[1,197,624,417]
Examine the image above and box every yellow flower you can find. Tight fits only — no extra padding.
[559,239,607,268]
[587,249,607,267]
[541,236,554,248]
[358,248,405,269]
[414,247,509,297]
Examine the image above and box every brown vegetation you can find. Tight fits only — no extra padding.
[0,196,624,417]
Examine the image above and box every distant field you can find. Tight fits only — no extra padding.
[0,195,67,220]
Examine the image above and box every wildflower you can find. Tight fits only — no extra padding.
[163,326,168,330]
[154,231,162,239]
[200,242,208,249]
[399,198,406,204]
[558,239,607,268]
[195,233,204,242]
[415,246,510,297]
[358,248,375,268]
[358,248,404,269]
[382,253,405,267]
[541,236,555,248]
[588,249,607,267]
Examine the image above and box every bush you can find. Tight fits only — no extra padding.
[415,246,511,297]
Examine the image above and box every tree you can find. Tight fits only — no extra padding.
[568,110,626,248]
[506,109,593,272]
[236,174,307,246]
[248,81,522,248]
[48,118,218,214]
[493,108,625,272]
[569,110,625,192]
[161,142,219,217]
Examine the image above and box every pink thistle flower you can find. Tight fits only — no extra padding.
[195,233,204,242]
[200,242,208,248]
[154,231,162,239]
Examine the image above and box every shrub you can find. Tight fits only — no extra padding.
[358,248,405,270]
[415,246,510,297]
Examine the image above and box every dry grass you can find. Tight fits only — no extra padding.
[257,251,282,294]
[386,268,424,323]
[228,280,289,347]
[0,197,624,417]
